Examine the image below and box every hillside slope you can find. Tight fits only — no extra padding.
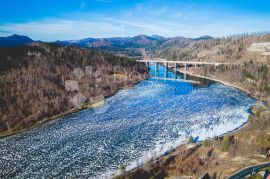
[0,43,147,137]
[156,32,270,63]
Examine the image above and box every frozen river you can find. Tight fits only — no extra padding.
[0,64,256,178]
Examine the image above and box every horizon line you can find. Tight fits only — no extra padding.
[1,31,270,42]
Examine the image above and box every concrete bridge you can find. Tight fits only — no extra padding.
[137,58,235,80]
[137,59,233,71]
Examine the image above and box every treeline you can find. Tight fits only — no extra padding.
[0,43,147,136]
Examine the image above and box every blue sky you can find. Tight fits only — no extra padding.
[0,0,270,41]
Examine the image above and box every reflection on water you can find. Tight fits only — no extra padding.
[150,62,215,88]
[0,63,256,178]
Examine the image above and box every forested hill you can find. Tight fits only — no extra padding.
[155,32,270,100]
[0,43,148,137]
[155,32,270,63]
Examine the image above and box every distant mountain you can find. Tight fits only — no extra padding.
[55,34,166,49]
[55,35,215,51]
[0,34,214,50]
[0,34,215,57]
[54,35,169,56]
[54,34,216,56]
[0,34,34,47]
[153,36,193,50]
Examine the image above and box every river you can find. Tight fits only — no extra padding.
[0,63,256,178]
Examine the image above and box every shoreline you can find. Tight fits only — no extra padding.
[0,78,144,139]
[0,108,80,139]
[177,69,266,102]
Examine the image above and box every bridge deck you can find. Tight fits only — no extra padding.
[137,59,233,65]
[150,77,200,84]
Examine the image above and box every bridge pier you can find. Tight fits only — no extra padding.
[146,62,150,71]
[155,62,159,77]
[185,63,188,71]
[174,63,178,79]
[165,62,168,78]
[215,64,218,70]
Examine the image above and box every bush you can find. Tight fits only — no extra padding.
[220,135,230,152]
[242,69,254,79]
[188,136,194,143]
[203,138,210,148]
[256,135,270,148]
[119,164,126,174]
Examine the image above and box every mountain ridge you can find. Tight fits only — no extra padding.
[0,34,214,47]
[0,34,215,57]
[0,34,34,47]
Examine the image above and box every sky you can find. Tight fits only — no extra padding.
[0,0,270,41]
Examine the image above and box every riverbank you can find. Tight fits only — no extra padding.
[0,77,145,139]
[0,108,79,139]
[177,68,266,102]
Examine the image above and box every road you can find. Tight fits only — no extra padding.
[229,162,270,179]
